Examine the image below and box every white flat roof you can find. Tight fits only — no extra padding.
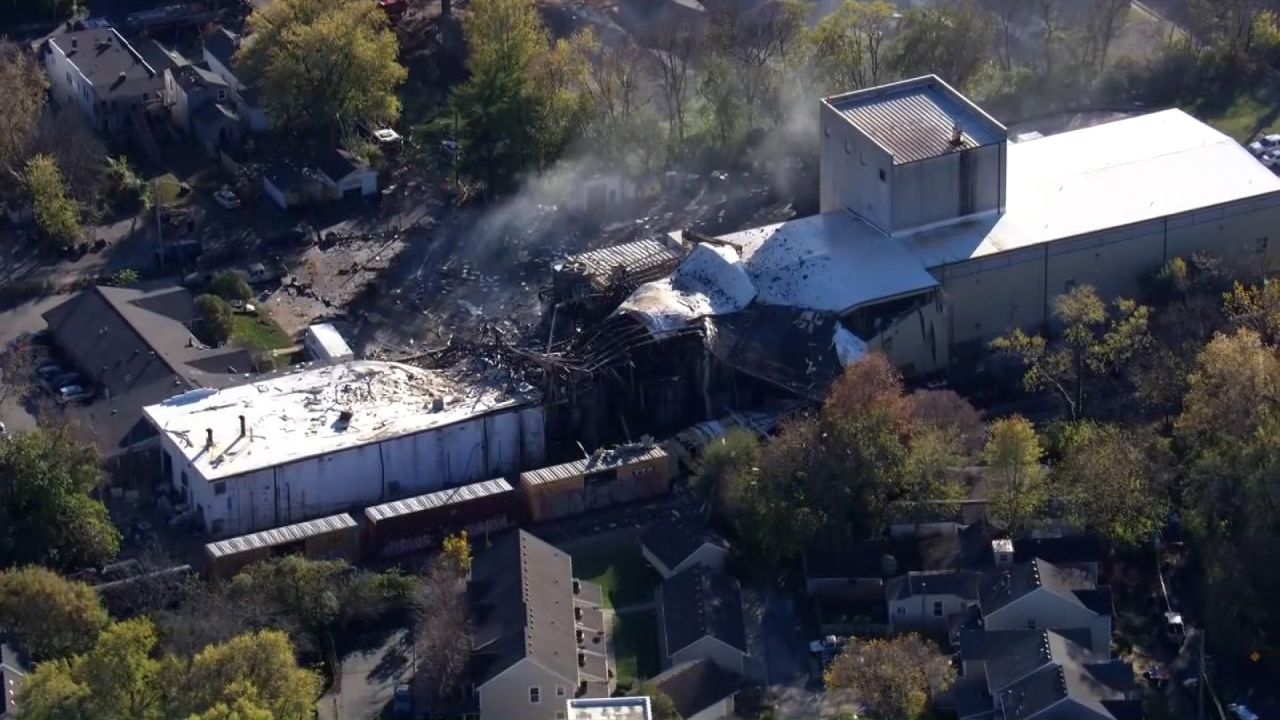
[567,697,652,720]
[144,361,533,481]
[904,109,1280,267]
[306,323,352,357]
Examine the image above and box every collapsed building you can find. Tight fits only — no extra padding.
[528,75,1280,444]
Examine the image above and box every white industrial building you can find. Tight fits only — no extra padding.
[143,361,543,535]
[622,76,1280,377]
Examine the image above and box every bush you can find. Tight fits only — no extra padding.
[194,294,234,346]
[104,156,149,213]
[209,269,253,303]
[109,268,140,287]
[23,154,81,251]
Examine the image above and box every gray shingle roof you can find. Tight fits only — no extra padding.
[47,28,163,101]
[979,558,1099,615]
[641,520,728,572]
[204,27,239,71]
[468,530,579,686]
[888,570,982,601]
[979,630,1137,720]
[660,567,746,654]
[651,659,739,720]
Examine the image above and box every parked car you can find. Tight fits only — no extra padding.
[391,683,412,719]
[36,363,64,379]
[1227,703,1259,720]
[48,372,82,390]
[1247,134,1280,155]
[1261,149,1280,168]
[57,385,92,403]
[213,187,241,210]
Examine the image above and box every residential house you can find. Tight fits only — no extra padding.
[954,629,1140,720]
[641,520,729,579]
[261,150,378,210]
[169,63,241,157]
[0,645,27,720]
[42,285,255,471]
[40,25,164,139]
[202,27,268,132]
[886,570,982,632]
[656,566,748,674]
[803,537,895,601]
[468,531,609,720]
[650,659,740,720]
[315,148,378,201]
[979,558,1113,656]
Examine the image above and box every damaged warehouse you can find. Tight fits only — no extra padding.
[514,74,1280,446]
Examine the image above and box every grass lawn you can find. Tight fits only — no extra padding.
[232,312,293,351]
[571,542,660,609]
[611,611,660,691]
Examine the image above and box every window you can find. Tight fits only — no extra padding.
[214,481,226,495]
[879,168,887,182]
[217,89,227,101]
[844,139,851,155]
[896,606,906,615]
[1026,619,1037,629]
[933,601,944,617]
[556,686,566,698]
[529,687,540,704]
[180,471,188,489]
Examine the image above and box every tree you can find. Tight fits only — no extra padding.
[453,0,591,192]
[181,631,322,720]
[991,285,1152,420]
[441,531,471,576]
[22,155,81,251]
[0,0,75,24]
[824,634,955,720]
[194,294,234,347]
[707,0,808,128]
[0,39,47,182]
[910,389,984,456]
[650,17,700,146]
[1224,279,1280,344]
[240,0,406,139]
[983,416,1047,532]
[807,0,896,93]
[0,567,109,660]
[30,109,108,207]
[578,34,652,156]
[415,555,470,705]
[890,2,997,90]
[209,270,254,304]
[0,428,120,571]
[1054,423,1168,548]
[638,685,681,720]
[694,428,761,521]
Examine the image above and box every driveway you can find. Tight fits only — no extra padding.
[318,628,412,720]
[0,294,69,433]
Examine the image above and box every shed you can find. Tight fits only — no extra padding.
[315,148,377,200]
[262,162,315,210]
[304,323,353,362]
[203,512,359,579]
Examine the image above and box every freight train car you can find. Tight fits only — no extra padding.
[363,478,521,558]
[203,513,359,580]
[520,444,675,522]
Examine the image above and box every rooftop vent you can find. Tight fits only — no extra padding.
[950,123,964,147]
[238,414,246,436]
[337,409,353,425]
[205,428,213,448]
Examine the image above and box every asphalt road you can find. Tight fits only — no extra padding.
[318,628,412,720]
[0,294,70,434]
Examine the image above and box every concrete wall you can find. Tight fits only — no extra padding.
[820,102,893,229]
[888,592,974,631]
[479,659,573,720]
[670,636,746,675]
[983,590,1112,655]
[891,142,1004,232]
[927,190,1280,365]
[160,403,545,535]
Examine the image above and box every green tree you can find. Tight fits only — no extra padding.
[240,0,406,138]
[889,2,997,90]
[1223,279,1280,344]
[209,270,254,304]
[0,567,109,660]
[807,0,896,93]
[194,294,234,347]
[824,634,955,720]
[983,416,1047,532]
[694,428,761,520]
[992,285,1152,420]
[0,428,120,570]
[22,154,81,251]
[638,685,681,720]
[181,631,321,720]
[0,39,47,181]
[1054,423,1168,548]
[707,0,808,128]
[453,0,590,193]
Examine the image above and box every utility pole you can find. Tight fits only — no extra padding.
[1198,629,1205,720]
[154,177,164,271]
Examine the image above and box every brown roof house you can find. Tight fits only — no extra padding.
[42,285,255,466]
[468,530,610,720]
[656,566,748,676]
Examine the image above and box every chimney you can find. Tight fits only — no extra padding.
[951,123,964,147]
[205,428,213,448]
[238,415,246,436]
[993,538,1014,566]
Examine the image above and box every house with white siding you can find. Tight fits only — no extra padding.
[656,566,748,675]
